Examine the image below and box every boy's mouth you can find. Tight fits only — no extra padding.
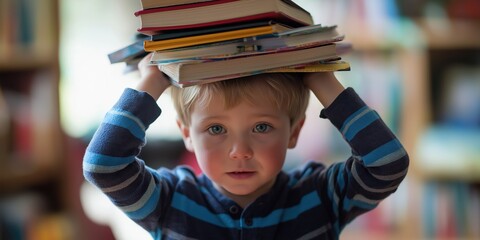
[227,171,256,179]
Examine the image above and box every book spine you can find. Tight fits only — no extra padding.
[18,0,34,47]
[0,87,10,165]
[150,20,275,41]
[144,25,279,51]
[137,12,309,34]
[134,0,237,16]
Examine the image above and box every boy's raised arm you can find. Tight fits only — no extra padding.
[304,71,409,229]
[83,54,174,232]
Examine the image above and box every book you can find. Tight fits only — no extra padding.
[107,34,149,64]
[0,86,9,163]
[144,22,292,52]
[150,24,344,64]
[134,0,314,35]
[159,43,340,86]
[150,20,283,41]
[140,0,213,10]
[168,59,349,88]
[265,60,351,73]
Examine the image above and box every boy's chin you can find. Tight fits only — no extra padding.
[216,182,274,199]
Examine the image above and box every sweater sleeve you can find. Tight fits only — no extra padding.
[318,87,409,232]
[82,88,171,232]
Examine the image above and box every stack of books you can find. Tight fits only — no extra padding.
[109,0,352,87]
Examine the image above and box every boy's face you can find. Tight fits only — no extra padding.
[177,94,304,205]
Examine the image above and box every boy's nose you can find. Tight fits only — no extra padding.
[229,137,253,160]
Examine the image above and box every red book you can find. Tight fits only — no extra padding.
[134,0,313,35]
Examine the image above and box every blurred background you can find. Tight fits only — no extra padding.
[1,0,479,239]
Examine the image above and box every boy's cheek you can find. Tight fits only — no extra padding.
[195,136,227,150]
[193,138,226,158]
[195,149,225,177]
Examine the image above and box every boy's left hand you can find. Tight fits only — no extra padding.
[135,53,171,100]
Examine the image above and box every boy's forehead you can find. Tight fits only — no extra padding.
[190,93,287,122]
[195,89,277,109]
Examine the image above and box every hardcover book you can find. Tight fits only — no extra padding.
[143,22,292,52]
[134,0,313,35]
[140,0,213,10]
[159,43,340,86]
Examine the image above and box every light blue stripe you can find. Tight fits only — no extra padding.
[83,151,134,166]
[171,193,239,228]
[149,228,162,239]
[111,109,147,130]
[125,183,161,220]
[104,110,146,141]
[248,191,321,228]
[343,197,377,211]
[343,109,379,141]
[363,139,403,166]
[340,106,369,132]
[83,162,129,173]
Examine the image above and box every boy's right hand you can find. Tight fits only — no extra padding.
[303,72,344,108]
[135,53,171,100]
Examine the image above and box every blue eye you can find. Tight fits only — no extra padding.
[208,125,225,135]
[254,123,271,133]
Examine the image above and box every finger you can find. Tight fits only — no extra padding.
[138,53,153,70]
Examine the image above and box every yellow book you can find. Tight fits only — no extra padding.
[143,23,291,52]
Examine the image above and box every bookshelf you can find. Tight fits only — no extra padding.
[0,0,73,239]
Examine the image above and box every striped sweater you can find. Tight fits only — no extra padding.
[83,87,409,240]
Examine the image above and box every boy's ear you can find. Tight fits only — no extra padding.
[288,117,305,149]
[176,119,194,152]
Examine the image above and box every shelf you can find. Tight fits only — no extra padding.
[0,162,60,195]
[415,18,480,49]
[0,55,57,71]
[340,18,480,51]
[416,126,480,182]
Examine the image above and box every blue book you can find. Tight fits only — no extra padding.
[107,34,149,64]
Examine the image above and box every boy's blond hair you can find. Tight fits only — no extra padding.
[170,73,310,127]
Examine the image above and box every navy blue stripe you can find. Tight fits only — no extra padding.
[349,119,396,156]
[87,124,145,157]
[113,88,161,124]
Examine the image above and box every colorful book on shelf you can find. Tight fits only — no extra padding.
[140,0,214,10]
[159,43,340,86]
[143,21,292,52]
[150,24,345,64]
[134,0,314,35]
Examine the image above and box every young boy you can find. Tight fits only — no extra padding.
[83,54,409,239]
